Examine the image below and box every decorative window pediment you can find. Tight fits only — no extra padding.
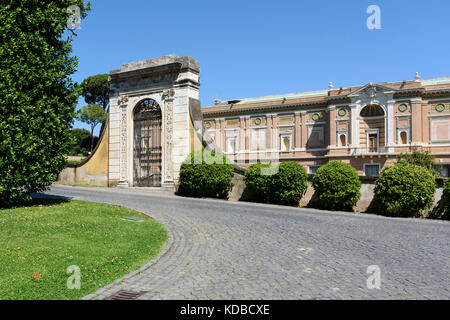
[347,83,396,98]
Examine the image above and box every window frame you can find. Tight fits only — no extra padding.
[250,127,267,151]
[279,133,293,152]
[225,129,240,154]
[433,164,450,178]
[309,165,321,174]
[363,163,381,177]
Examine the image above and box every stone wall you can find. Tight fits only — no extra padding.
[228,175,444,213]
[58,121,109,186]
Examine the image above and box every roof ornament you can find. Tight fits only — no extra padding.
[415,72,420,82]
[329,82,333,90]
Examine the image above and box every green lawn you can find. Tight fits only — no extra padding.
[0,199,168,300]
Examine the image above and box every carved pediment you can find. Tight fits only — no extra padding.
[347,83,396,98]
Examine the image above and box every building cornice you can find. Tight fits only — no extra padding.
[202,100,328,118]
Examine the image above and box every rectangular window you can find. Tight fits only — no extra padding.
[433,164,450,178]
[367,133,379,153]
[251,128,267,151]
[364,164,380,177]
[225,129,239,154]
[280,134,292,152]
[307,126,324,148]
[226,136,237,154]
[309,166,320,174]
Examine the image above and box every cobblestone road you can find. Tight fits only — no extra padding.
[44,185,449,300]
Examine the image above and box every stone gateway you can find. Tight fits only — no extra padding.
[108,55,201,188]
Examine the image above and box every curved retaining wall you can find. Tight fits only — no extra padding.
[57,121,109,186]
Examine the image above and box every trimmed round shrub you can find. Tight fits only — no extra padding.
[312,161,361,211]
[372,163,436,218]
[244,162,308,206]
[178,150,234,199]
[243,163,273,203]
[271,162,309,205]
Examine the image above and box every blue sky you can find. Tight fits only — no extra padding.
[71,0,450,134]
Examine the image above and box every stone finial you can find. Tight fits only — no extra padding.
[414,72,420,81]
[329,82,333,90]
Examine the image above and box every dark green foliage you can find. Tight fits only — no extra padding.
[397,146,436,174]
[311,161,361,211]
[80,74,110,110]
[372,163,436,218]
[442,179,450,220]
[77,104,107,151]
[244,162,308,206]
[179,150,234,199]
[0,1,90,206]
[243,163,273,203]
[68,128,98,156]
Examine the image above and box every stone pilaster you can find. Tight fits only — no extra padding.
[163,89,175,184]
[386,99,396,151]
[350,103,360,151]
[117,96,129,188]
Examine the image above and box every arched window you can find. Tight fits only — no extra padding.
[339,134,346,147]
[134,99,161,120]
[360,104,385,117]
[400,131,408,145]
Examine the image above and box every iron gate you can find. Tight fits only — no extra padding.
[133,99,162,187]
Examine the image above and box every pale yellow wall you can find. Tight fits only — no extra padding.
[58,122,109,186]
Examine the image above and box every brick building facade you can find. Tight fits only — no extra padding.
[202,76,450,177]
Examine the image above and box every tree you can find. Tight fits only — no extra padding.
[80,74,110,138]
[397,146,436,175]
[69,128,98,156]
[0,1,90,206]
[80,74,110,111]
[77,104,107,152]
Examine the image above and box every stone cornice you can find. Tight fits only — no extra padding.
[202,100,328,118]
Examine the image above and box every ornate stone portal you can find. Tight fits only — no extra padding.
[108,55,200,188]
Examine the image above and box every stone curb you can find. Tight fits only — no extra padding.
[81,213,175,300]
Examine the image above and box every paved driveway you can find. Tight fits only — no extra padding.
[43,185,449,300]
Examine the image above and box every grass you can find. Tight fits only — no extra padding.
[0,199,168,300]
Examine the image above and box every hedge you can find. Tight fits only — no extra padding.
[440,178,450,220]
[244,162,308,206]
[311,161,361,211]
[372,163,436,218]
[178,150,234,199]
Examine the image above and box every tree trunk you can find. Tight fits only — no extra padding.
[90,126,95,152]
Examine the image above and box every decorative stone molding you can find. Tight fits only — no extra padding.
[118,95,129,106]
[162,89,175,183]
[117,105,129,188]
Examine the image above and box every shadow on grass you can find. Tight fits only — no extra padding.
[1,194,72,210]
